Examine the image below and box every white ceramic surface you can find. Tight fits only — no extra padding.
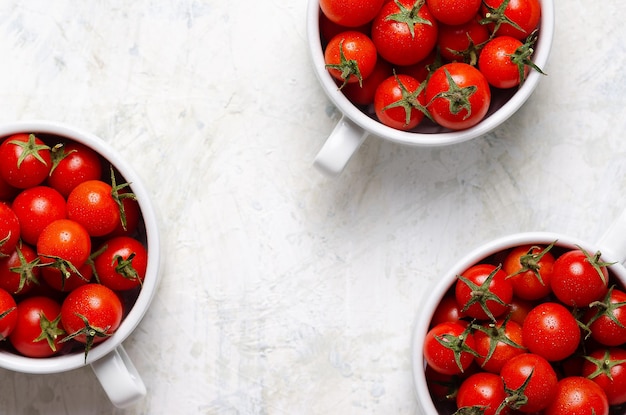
[308,0,555,175]
[411,211,626,414]
[0,121,161,408]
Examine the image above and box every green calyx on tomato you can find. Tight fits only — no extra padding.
[457,265,507,322]
[586,285,626,334]
[33,313,65,353]
[109,166,137,232]
[578,245,614,287]
[435,324,480,373]
[39,254,87,289]
[506,240,555,286]
[500,368,534,412]
[385,0,432,38]
[509,30,546,87]
[381,72,432,125]
[471,314,524,369]
[324,39,366,88]
[9,134,51,169]
[0,233,12,258]
[583,348,626,380]
[480,0,524,37]
[60,312,112,363]
[8,245,42,293]
[428,68,477,120]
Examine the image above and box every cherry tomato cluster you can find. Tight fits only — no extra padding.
[424,242,626,415]
[0,132,147,360]
[319,0,544,132]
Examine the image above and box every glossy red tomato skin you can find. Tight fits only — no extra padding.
[455,263,512,321]
[426,0,482,25]
[371,0,439,66]
[425,62,491,130]
[61,283,123,344]
[478,36,528,89]
[0,243,39,295]
[431,294,466,327]
[474,318,526,373]
[437,18,490,63]
[48,142,103,198]
[522,302,580,362]
[582,348,626,406]
[37,218,92,271]
[551,249,609,307]
[324,31,378,85]
[0,202,20,257]
[0,174,18,201]
[482,0,541,40]
[374,74,426,130]
[457,372,510,415]
[500,353,558,413]
[0,133,52,189]
[94,236,147,291]
[0,287,17,339]
[11,186,67,246]
[586,288,626,346]
[107,190,141,237]
[9,296,64,357]
[424,321,476,375]
[544,376,609,415]
[343,59,393,106]
[319,0,385,28]
[67,180,120,237]
[503,244,555,301]
[42,261,92,293]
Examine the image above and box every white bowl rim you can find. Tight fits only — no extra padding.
[307,0,556,147]
[0,120,161,374]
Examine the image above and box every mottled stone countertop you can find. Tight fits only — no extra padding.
[0,1,625,414]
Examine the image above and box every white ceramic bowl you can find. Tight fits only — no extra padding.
[0,120,161,408]
[307,0,555,175]
[410,210,626,414]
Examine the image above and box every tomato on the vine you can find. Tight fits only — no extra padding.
[373,73,428,130]
[9,296,64,358]
[455,263,512,321]
[425,62,491,131]
[324,31,378,88]
[551,248,610,307]
[371,0,439,66]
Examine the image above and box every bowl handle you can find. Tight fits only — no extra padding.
[90,345,147,408]
[597,209,626,264]
[314,115,368,176]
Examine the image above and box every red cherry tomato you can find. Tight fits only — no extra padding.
[9,296,64,358]
[94,236,147,291]
[319,0,385,28]
[481,0,541,40]
[544,376,609,415]
[478,35,529,89]
[0,133,52,189]
[456,372,509,415]
[586,287,626,346]
[473,318,526,373]
[455,263,512,321]
[67,179,121,237]
[371,0,439,66]
[0,202,20,257]
[324,31,378,88]
[373,74,427,131]
[551,248,609,307]
[426,0,482,25]
[0,243,39,295]
[500,353,558,413]
[424,321,476,375]
[582,348,626,406]
[522,302,581,362]
[11,186,67,246]
[342,59,393,106]
[437,18,490,64]
[61,283,123,347]
[502,243,555,301]
[48,142,103,197]
[0,287,17,340]
[425,62,491,130]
